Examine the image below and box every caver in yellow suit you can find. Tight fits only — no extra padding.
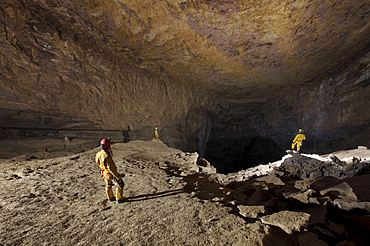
[291,129,306,152]
[95,138,126,203]
[154,127,159,140]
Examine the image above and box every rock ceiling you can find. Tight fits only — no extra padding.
[0,0,369,152]
[53,0,369,99]
[4,0,368,99]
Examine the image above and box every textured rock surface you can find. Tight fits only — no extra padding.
[0,0,369,154]
[237,205,266,219]
[260,210,310,234]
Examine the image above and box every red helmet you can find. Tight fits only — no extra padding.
[100,138,111,149]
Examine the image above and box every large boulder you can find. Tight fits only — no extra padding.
[310,176,357,201]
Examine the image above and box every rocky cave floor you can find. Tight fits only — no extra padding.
[0,137,370,246]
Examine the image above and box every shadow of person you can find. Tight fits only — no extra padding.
[125,189,184,202]
[163,164,232,203]
[123,164,232,203]
[182,173,232,202]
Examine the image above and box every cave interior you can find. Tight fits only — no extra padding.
[0,0,369,172]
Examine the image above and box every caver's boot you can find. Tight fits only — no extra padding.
[107,197,116,202]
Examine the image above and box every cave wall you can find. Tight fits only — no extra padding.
[204,53,370,171]
[265,51,370,154]
[0,0,219,150]
[0,0,369,156]
[214,51,370,155]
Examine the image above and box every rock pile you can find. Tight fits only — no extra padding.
[187,148,370,245]
[73,141,369,245]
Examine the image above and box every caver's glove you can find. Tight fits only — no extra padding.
[113,173,125,181]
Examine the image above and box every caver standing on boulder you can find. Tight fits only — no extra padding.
[95,138,126,203]
[291,129,306,152]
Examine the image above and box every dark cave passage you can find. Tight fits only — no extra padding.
[204,131,286,174]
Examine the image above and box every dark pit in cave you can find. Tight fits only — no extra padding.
[204,130,286,174]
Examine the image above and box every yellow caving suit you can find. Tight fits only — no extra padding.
[291,133,306,151]
[154,128,159,140]
[95,149,124,201]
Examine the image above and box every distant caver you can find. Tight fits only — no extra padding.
[291,129,306,152]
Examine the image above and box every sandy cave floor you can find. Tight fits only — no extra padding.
[1,137,369,245]
[0,138,298,246]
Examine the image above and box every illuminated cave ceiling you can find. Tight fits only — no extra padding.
[112,0,369,99]
[6,0,368,99]
[0,0,369,152]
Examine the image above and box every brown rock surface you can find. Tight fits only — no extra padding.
[260,210,310,234]
[344,174,370,201]
[0,0,369,154]
[310,176,357,200]
[298,232,329,246]
[237,205,266,219]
